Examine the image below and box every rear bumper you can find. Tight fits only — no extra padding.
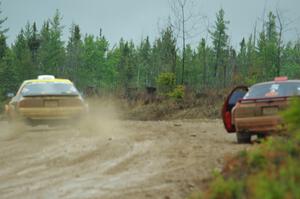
[234,115,285,133]
[18,107,86,120]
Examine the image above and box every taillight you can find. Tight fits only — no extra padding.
[59,98,83,107]
[18,100,27,108]
[18,99,43,108]
[235,107,255,117]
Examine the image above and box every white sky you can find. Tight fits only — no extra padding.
[2,0,300,48]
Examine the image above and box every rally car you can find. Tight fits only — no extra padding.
[222,77,300,143]
[5,75,88,126]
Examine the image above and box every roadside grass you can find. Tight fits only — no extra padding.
[194,99,300,199]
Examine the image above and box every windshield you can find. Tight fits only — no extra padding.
[244,82,300,99]
[21,82,79,96]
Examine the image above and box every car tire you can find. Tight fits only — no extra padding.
[236,132,251,144]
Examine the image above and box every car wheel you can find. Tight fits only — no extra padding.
[236,132,251,144]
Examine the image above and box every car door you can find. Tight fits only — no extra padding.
[222,86,248,133]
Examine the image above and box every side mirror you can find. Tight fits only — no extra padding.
[6,92,15,98]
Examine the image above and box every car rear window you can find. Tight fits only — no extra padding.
[244,82,300,99]
[21,82,79,96]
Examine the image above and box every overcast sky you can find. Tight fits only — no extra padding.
[2,0,300,48]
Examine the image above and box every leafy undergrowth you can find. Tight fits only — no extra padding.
[192,99,300,199]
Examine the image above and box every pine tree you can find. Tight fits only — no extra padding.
[0,2,7,60]
[238,38,246,76]
[210,8,229,87]
[117,39,136,95]
[158,27,177,74]
[150,26,177,86]
[12,29,34,81]
[94,32,109,90]
[0,2,8,35]
[0,3,14,100]
[257,12,279,80]
[81,33,110,91]
[66,24,83,82]
[137,36,153,87]
[48,10,65,75]
[0,49,17,98]
[0,31,6,60]
[197,38,208,89]
[266,12,278,78]
[37,10,65,76]
[183,44,194,87]
[27,22,40,65]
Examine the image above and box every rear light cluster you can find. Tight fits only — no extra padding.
[18,99,43,108]
[59,98,83,107]
[18,97,83,108]
[234,107,255,117]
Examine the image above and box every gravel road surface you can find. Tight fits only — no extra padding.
[0,117,248,199]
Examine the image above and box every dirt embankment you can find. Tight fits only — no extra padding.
[122,99,223,121]
[0,101,249,199]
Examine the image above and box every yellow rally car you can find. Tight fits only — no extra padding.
[5,75,88,126]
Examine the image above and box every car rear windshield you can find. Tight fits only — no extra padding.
[244,82,300,99]
[21,82,79,96]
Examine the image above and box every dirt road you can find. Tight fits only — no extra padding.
[0,118,248,199]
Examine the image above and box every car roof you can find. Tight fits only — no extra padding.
[253,80,300,87]
[23,78,73,84]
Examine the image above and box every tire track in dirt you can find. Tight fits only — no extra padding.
[0,119,249,199]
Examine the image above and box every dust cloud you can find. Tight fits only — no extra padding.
[0,122,29,141]
[75,98,124,136]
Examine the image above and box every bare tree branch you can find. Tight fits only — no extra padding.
[168,0,205,84]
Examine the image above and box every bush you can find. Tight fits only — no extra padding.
[156,72,185,101]
[281,98,300,133]
[156,72,176,95]
[207,175,244,199]
[167,85,185,100]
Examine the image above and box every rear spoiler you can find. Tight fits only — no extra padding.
[239,96,291,104]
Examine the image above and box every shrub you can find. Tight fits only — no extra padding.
[156,72,176,95]
[167,85,185,100]
[206,175,244,199]
[282,98,300,133]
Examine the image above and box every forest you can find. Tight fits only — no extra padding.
[0,7,300,102]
